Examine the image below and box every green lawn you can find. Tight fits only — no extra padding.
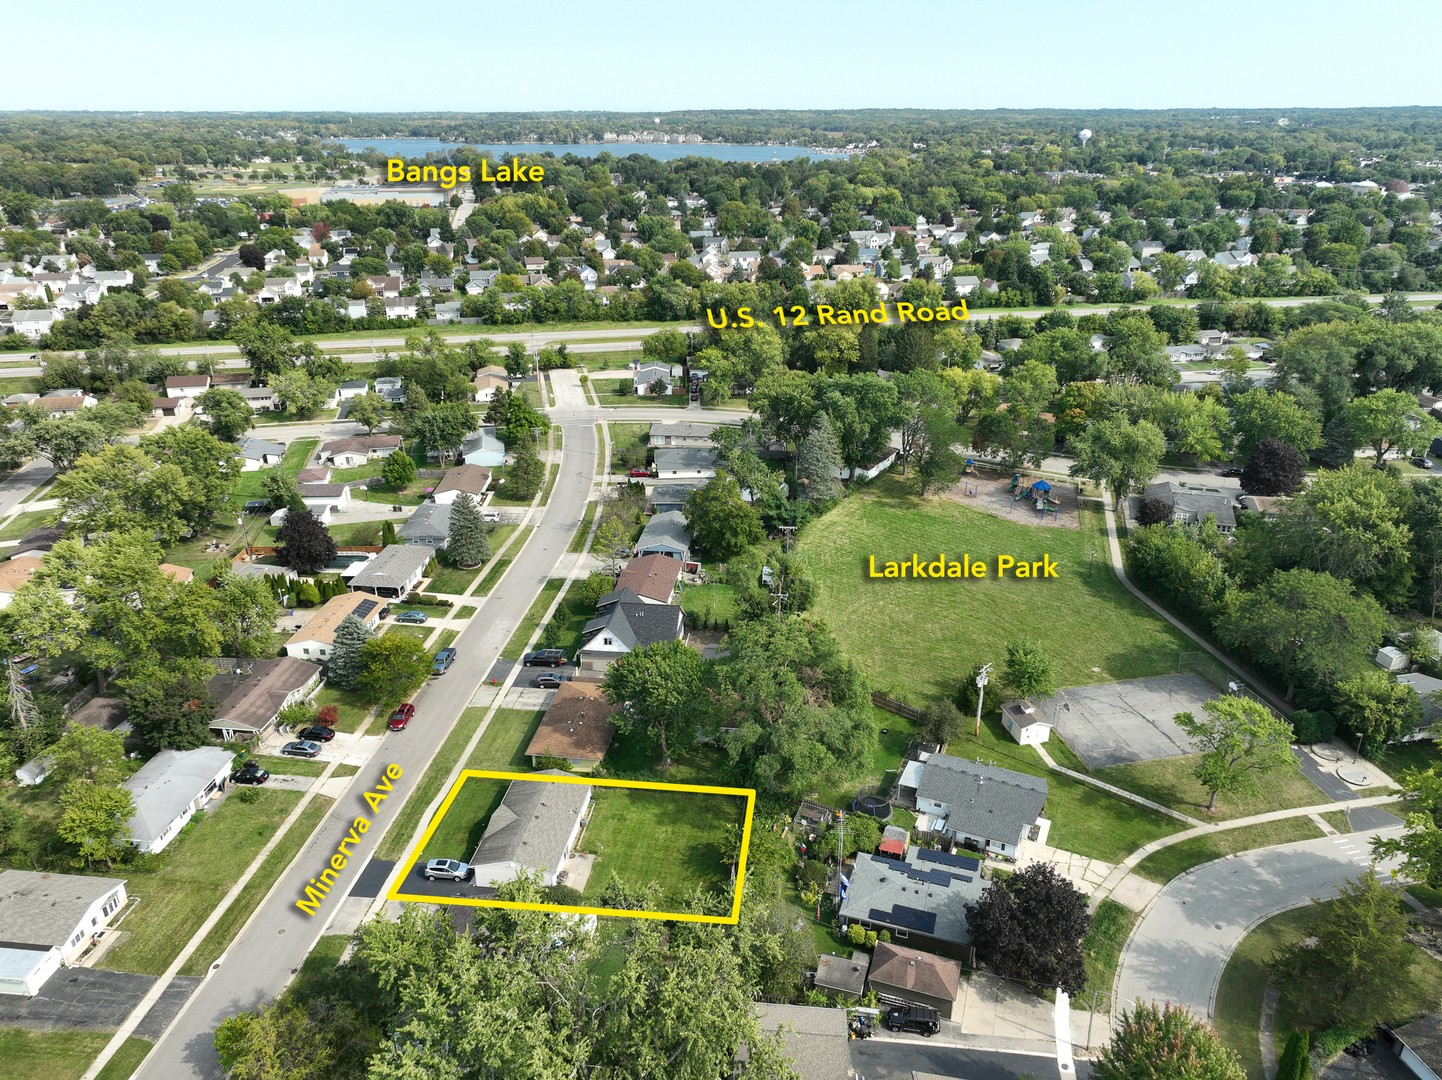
[455,605,478,619]
[579,786,746,911]
[500,577,566,658]
[541,578,602,662]
[464,707,547,771]
[390,602,453,619]
[420,775,510,863]
[1131,818,1325,884]
[255,756,327,776]
[294,934,350,984]
[1079,899,1137,1011]
[278,438,319,476]
[0,1029,153,1080]
[312,684,372,733]
[375,705,489,861]
[1319,809,1352,834]
[1372,739,1442,776]
[329,518,405,546]
[99,789,303,976]
[1096,755,1328,821]
[424,524,520,594]
[568,500,598,553]
[181,795,333,976]
[597,393,684,407]
[802,476,1194,705]
[678,582,738,626]
[607,421,650,472]
[433,629,459,652]
[475,556,514,596]
[386,624,433,645]
[0,508,53,540]
[539,463,560,505]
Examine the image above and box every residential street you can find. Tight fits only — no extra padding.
[1114,830,1405,1020]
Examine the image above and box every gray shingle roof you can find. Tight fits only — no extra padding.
[648,421,713,442]
[837,851,982,945]
[122,746,236,845]
[652,447,717,472]
[1143,482,1237,529]
[582,602,684,652]
[471,772,590,874]
[236,437,284,458]
[647,483,702,509]
[636,510,690,556]
[348,544,432,591]
[401,501,451,542]
[0,870,127,948]
[916,755,1048,848]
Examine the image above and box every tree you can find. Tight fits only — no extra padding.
[262,470,305,512]
[1331,669,1422,748]
[381,449,416,489]
[641,327,686,361]
[683,473,764,559]
[212,567,281,657]
[794,413,843,501]
[29,416,106,473]
[504,340,529,376]
[59,782,134,869]
[1094,1002,1244,1080]
[124,670,217,752]
[1239,437,1307,496]
[751,369,820,454]
[917,698,967,747]
[48,727,126,788]
[195,387,256,443]
[893,370,957,475]
[326,614,376,691]
[1271,870,1417,1027]
[1343,387,1442,466]
[602,639,703,767]
[276,510,337,575]
[506,431,545,500]
[412,403,478,461]
[0,581,86,659]
[1276,1030,1311,1080]
[1175,697,1299,812]
[356,633,431,708]
[272,370,334,417]
[233,318,306,380]
[1003,638,1057,700]
[346,391,386,435]
[939,367,1001,424]
[447,491,492,568]
[1068,416,1166,509]
[1228,388,1324,461]
[963,862,1091,995]
[1217,569,1387,701]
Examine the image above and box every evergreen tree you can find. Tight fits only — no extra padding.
[447,492,492,567]
[327,613,375,690]
[507,433,545,500]
[795,413,844,501]
[381,520,398,546]
[1276,1030,1311,1080]
[276,510,337,575]
[296,580,321,607]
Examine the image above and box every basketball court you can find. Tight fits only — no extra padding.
[1035,673,1218,769]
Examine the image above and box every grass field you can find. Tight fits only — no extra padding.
[475,556,514,595]
[180,795,333,976]
[0,1029,153,1080]
[456,605,478,619]
[1096,755,1327,821]
[0,508,52,540]
[501,577,566,658]
[1079,899,1137,1011]
[569,500,598,552]
[421,775,509,863]
[802,477,1193,704]
[465,707,547,771]
[425,524,519,594]
[311,684,372,733]
[579,785,746,911]
[375,705,488,861]
[678,581,738,625]
[607,422,650,473]
[99,789,303,976]
[1131,818,1325,883]
[256,755,327,776]
[386,624,432,644]
[1319,809,1352,833]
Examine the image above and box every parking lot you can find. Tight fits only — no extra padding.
[1034,673,1215,769]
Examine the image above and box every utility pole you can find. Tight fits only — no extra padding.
[777,525,798,554]
[974,662,992,738]
[9,663,38,732]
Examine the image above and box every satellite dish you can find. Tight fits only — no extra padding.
[1079,129,1093,147]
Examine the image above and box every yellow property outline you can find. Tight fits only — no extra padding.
[387,770,756,924]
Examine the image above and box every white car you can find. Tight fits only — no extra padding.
[424,859,471,882]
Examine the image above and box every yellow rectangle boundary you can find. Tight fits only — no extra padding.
[386,769,756,924]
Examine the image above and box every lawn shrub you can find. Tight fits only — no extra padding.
[1291,709,1337,744]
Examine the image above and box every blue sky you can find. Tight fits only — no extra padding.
[9,0,1442,112]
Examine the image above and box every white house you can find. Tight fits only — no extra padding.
[164,374,211,399]
[652,446,716,479]
[234,436,285,471]
[0,870,128,996]
[459,428,506,468]
[284,591,384,661]
[1000,699,1052,746]
[123,746,237,854]
[913,754,1049,858]
[468,773,591,887]
[235,386,278,413]
[634,362,674,396]
[296,482,350,515]
[634,510,691,560]
[10,310,57,339]
[431,464,491,505]
[319,435,402,467]
[349,544,432,599]
[576,600,685,673]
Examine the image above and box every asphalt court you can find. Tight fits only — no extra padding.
[1036,673,1216,769]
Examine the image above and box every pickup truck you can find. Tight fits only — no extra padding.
[431,647,457,675]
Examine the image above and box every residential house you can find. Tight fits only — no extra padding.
[349,544,432,599]
[576,600,685,673]
[469,773,591,887]
[653,447,717,480]
[866,941,964,1019]
[524,682,618,771]
[206,656,323,741]
[89,269,134,291]
[466,270,500,295]
[1398,673,1442,739]
[1213,251,1257,270]
[0,281,46,309]
[1142,481,1237,532]
[613,553,682,603]
[11,525,62,560]
[33,394,97,415]
[374,377,405,404]
[459,428,506,468]
[634,362,674,396]
[417,274,453,295]
[813,951,871,1001]
[296,482,350,515]
[914,755,1048,858]
[648,421,714,448]
[364,276,401,298]
[164,374,211,399]
[0,870,128,996]
[1133,240,1165,259]
[1390,1015,1442,1080]
[234,436,285,471]
[837,846,984,958]
[151,397,188,418]
[235,386,277,413]
[431,464,492,505]
[384,296,419,320]
[1000,699,1052,746]
[284,592,384,661]
[319,435,402,467]
[738,1004,849,1080]
[10,310,57,339]
[159,563,194,584]
[68,697,131,734]
[122,746,237,853]
[400,502,451,548]
[634,510,691,561]
[332,380,370,404]
[472,371,508,402]
[0,557,43,608]
[951,275,981,297]
[295,467,331,484]
[342,298,368,319]
[646,483,702,514]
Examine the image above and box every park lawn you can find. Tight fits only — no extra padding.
[678,582,738,626]
[420,775,510,863]
[255,756,327,777]
[181,795,333,976]
[99,788,303,976]
[568,500,598,553]
[0,508,53,541]
[801,476,1193,705]
[1131,818,1325,884]
[375,706,488,861]
[465,708,547,771]
[580,786,746,912]
[1096,755,1328,821]
[1078,899,1137,1012]
[455,605,478,619]
[0,1029,154,1080]
[312,684,371,733]
[607,422,650,472]
[501,577,566,659]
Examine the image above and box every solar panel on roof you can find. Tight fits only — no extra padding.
[928,869,952,886]
[354,599,378,619]
[916,848,979,871]
[958,873,974,882]
[881,904,938,935]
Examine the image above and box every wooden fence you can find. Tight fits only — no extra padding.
[870,691,921,721]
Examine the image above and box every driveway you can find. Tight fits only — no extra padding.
[0,968,199,1037]
[1115,829,1405,1020]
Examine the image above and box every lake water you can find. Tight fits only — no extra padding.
[339,138,844,162]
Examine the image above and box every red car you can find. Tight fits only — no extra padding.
[629,467,653,478]
[388,703,415,731]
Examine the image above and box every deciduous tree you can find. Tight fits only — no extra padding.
[1239,437,1307,496]
[963,863,1091,995]
[683,473,764,558]
[276,510,337,575]
[196,387,256,443]
[381,449,416,489]
[1175,697,1299,812]
[1095,1002,1243,1080]
[1068,416,1166,509]
[48,727,126,788]
[356,633,430,708]
[1343,387,1442,466]
[59,782,134,869]
[602,639,703,767]
[1003,638,1057,700]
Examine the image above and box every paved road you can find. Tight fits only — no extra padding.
[134,407,600,1079]
[0,457,55,517]
[1115,829,1404,1020]
[849,1039,1089,1080]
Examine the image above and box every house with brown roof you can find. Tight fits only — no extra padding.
[318,435,402,467]
[866,941,963,1018]
[151,397,189,418]
[472,371,508,402]
[612,553,682,604]
[431,464,492,505]
[525,682,618,771]
[164,374,211,399]
[34,395,96,416]
[285,591,384,660]
[364,275,401,298]
[206,656,322,741]
[0,556,43,608]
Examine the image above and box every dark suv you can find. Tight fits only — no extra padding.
[884,1004,940,1036]
[523,649,568,667]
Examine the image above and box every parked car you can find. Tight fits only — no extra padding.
[884,1004,940,1036]
[432,647,457,675]
[1411,456,1434,469]
[1219,467,1243,478]
[281,740,321,758]
[482,510,500,522]
[243,500,270,514]
[231,764,269,785]
[532,673,564,689]
[629,467,654,478]
[297,725,337,742]
[395,610,429,624]
[389,703,415,731]
[423,859,471,882]
[522,649,568,667]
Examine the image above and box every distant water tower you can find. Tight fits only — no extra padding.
[1079,128,1093,147]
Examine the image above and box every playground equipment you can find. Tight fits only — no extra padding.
[964,459,977,476]
[1010,476,1060,519]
